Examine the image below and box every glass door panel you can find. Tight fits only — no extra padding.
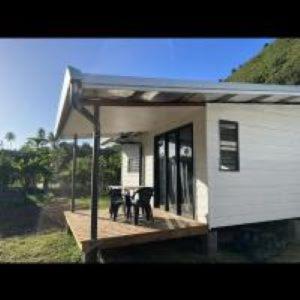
[167,132,177,214]
[179,126,194,218]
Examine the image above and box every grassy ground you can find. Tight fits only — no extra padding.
[0,231,81,263]
[0,194,108,263]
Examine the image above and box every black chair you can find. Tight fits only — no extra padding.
[124,190,132,220]
[108,188,124,221]
[131,187,154,225]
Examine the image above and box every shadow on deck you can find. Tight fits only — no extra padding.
[64,208,208,253]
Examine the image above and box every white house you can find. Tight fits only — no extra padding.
[55,66,300,245]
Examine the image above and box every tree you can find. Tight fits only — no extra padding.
[14,146,54,192]
[47,132,57,149]
[0,151,17,191]
[27,128,48,148]
[5,132,15,149]
[38,128,46,140]
[14,150,40,191]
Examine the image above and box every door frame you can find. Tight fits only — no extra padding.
[154,122,194,218]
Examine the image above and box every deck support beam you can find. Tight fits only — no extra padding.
[206,229,218,257]
[71,134,78,212]
[91,105,100,243]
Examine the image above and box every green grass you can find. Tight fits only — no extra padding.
[74,195,109,210]
[0,194,109,263]
[0,231,82,263]
[25,192,54,206]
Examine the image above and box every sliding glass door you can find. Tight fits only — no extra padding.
[167,131,178,214]
[156,135,167,210]
[154,124,194,218]
[178,125,194,218]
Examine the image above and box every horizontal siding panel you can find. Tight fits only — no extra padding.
[207,103,300,228]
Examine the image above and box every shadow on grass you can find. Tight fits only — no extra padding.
[0,194,110,238]
[0,193,42,238]
[0,193,69,238]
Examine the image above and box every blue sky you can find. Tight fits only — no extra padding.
[0,38,272,148]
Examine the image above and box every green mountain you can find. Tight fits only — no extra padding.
[225,39,300,85]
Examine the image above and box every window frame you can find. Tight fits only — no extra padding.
[218,119,240,172]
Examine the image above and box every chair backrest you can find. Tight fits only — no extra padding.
[109,188,122,203]
[136,187,153,204]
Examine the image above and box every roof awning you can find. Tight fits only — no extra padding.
[54,66,300,140]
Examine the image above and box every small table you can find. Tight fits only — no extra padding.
[108,185,146,196]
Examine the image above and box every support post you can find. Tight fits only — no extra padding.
[206,229,218,257]
[71,134,78,212]
[91,105,100,242]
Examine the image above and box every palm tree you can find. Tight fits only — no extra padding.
[38,128,46,140]
[5,132,15,149]
[27,128,47,148]
[47,132,57,149]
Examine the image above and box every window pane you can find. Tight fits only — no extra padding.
[219,120,239,171]
[128,158,139,173]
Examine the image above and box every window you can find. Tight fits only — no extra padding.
[219,120,239,171]
[127,158,139,173]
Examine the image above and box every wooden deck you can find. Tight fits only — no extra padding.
[64,208,208,253]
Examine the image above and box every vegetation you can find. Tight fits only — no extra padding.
[0,231,81,263]
[0,151,17,191]
[225,38,300,84]
[5,132,16,149]
[0,128,121,196]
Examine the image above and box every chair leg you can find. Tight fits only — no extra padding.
[144,205,150,221]
[114,204,122,221]
[126,204,132,220]
[112,204,117,221]
[109,204,113,219]
[150,207,154,222]
[134,205,139,225]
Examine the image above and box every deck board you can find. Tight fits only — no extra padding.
[64,208,208,252]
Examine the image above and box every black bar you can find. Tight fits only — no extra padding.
[71,134,78,212]
[91,105,100,241]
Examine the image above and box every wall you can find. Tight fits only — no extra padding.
[121,144,140,187]
[139,107,209,224]
[206,103,300,228]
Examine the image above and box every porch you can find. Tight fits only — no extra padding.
[65,208,208,254]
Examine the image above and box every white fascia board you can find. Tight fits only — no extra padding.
[54,66,83,138]
[81,72,300,96]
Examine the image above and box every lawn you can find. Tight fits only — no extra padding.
[0,231,81,263]
[0,194,109,263]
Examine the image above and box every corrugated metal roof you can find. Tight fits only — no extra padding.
[54,66,300,139]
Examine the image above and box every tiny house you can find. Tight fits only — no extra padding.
[55,66,300,257]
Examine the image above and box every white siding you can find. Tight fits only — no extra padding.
[206,103,300,228]
[139,107,209,223]
[121,144,140,187]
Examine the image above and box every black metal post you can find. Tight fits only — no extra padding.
[91,105,100,241]
[71,134,78,212]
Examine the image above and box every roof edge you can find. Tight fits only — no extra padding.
[54,66,83,139]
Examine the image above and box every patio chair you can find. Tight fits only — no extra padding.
[131,187,154,225]
[108,188,124,221]
[124,189,133,220]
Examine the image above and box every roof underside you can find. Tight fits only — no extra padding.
[54,66,300,140]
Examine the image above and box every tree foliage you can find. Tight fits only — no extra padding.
[0,126,121,197]
[0,151,17,191]
[5,132,16,149]
[225,39,300,84]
